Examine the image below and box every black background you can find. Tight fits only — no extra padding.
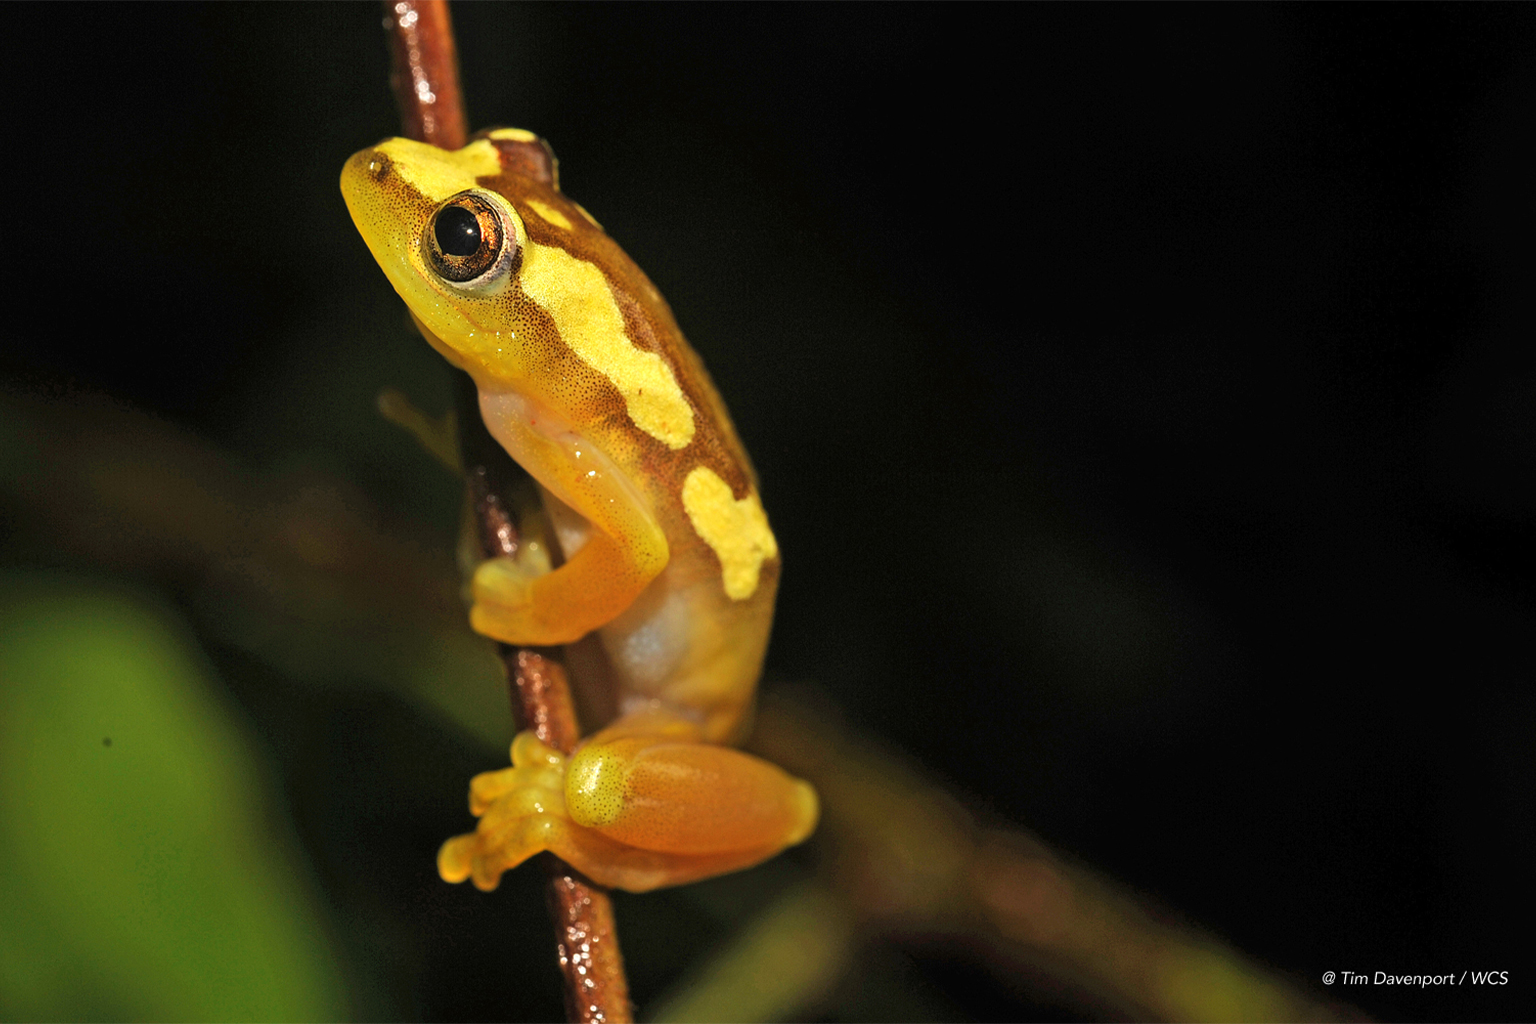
[2,5,1532,1021]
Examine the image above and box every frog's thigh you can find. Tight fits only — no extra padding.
[567,734,819,857]
[472,527,664,646]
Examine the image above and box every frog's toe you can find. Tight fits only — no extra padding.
[439,733,568,890]
[438,810,562,891]
[437,832,477,885]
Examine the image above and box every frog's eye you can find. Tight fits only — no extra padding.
[423,190,520,287]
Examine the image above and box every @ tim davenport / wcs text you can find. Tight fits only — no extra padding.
[1320,970,1508,987]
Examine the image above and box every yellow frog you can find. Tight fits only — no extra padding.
[340,129,817,892]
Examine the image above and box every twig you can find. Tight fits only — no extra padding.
[382,0,466,150]
[380,3,632,1020]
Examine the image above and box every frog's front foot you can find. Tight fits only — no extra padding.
[438,727,819,893]
[468,528,663,647]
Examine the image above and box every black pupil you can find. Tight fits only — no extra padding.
[435,205,481,257]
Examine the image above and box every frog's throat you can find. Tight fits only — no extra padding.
[409,311,472,373]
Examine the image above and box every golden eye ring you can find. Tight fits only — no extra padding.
[423,190,520,286]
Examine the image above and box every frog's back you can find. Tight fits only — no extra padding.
[465,132,781,741]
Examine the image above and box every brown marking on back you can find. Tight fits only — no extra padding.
[473,128,560,188]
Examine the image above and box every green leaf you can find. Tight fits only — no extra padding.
[0,574,348,1022]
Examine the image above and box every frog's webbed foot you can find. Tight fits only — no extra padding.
[439,725,819,893]
[438,732,637,889]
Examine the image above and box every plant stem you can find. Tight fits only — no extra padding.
[380,4,632,1019]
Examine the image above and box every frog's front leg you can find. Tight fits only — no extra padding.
[438,714,819,893]
[468,390,669,646]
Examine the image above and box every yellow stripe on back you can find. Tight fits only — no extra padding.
[519,241,696,450]
[375,138,502,202]
[524,199,574,230]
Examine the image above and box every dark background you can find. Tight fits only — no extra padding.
[2,4,1531,1021]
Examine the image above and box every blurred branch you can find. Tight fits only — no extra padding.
[657,693,1368,1022]
[0,389,1362,1021]
[745,694,1364,1022]
[380,3,631,1020]
[382,0,466,151]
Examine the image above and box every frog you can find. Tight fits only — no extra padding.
[340,129,817,892]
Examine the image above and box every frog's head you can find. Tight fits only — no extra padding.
[339,130,554,384]
[341,131,697,453]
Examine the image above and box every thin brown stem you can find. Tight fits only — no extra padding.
[381,4,632,1020]
[382,0,466,150]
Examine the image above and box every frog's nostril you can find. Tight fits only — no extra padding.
[365,152,392,181]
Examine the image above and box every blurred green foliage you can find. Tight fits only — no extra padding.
[0,575,347,1022]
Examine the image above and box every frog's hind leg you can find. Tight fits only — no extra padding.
[438,720,819,893]
[564,719,818,859]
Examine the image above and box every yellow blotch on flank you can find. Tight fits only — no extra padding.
[518,242,696,449]
[682,467,778,600]
[524,198,574,231]
[375,137,502,202]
